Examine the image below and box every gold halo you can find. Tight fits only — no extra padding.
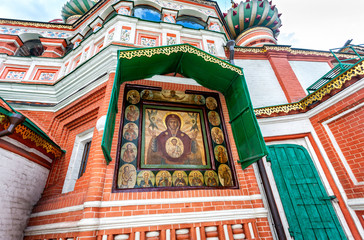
[162,112,184,129]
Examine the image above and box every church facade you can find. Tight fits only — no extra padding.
[0,0,363,239]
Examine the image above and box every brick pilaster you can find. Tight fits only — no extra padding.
[267,50,306,102]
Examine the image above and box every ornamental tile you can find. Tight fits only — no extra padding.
[141,37,156,47]
[209,23,220,32]
[118,7,130,15]
[6,71,25,80]
[207,42,216,55]
[39,72,55,81]
[164,15,176,23]
[120,29,130,42]
[167,36,176,45]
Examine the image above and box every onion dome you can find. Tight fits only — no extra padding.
[224,0,282,40]
[61,0,99,23]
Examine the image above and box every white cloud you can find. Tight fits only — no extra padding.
[0,0,65,22]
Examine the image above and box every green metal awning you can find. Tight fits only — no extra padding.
[101,44,267,169]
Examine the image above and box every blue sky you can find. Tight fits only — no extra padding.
[0,0,363,51]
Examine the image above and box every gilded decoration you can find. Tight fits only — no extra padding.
[115,85,238,191]
[0,20,73,29]
[0,114,62,158]
[119,45,243,76]
[234,45,357,59]
[254,61,364,116]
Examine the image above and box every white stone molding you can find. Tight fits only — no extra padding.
[347,198,364,210]
[248,222,255,239]
[96,115,107,132]
[25,208,267,236]
[196,227,201,240]
[31,194,262,217]
[223,225,230,240]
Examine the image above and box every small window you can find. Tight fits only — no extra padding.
[133,5,161,22]
[78,140,91,178]
[176,16,206,30]
[62,128,93,193]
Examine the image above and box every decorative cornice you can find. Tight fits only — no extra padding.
[234,45,359,59]
[25,208,267,236]
[119,44,243,75]
[0,19,73,30]
[254,60,364,117]
[0,113,63,158]
[189,0,217,6]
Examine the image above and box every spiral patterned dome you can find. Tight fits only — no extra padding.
[61,0,99,23]
[224,0,282,39]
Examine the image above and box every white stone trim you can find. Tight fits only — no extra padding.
[196,227,201,240]
[321,102,364,186]
[223,225,230,240]
[166,229,171,240]
[0,46,15,54]
[30,205,84,218]
[31,194,262,217]
[96,115,107,132]
[248,222,255,239]
[25,208,268,236]
[43,50,63,57]
[347,198,364,210]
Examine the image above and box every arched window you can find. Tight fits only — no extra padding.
[176,16,206,30]
[133,5,161,22]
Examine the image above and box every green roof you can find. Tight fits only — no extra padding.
[101,44,267,169]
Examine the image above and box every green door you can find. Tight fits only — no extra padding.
[267,144,347,240]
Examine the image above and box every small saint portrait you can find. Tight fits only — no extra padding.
[123,123,138,141]
[156,170,172,187]
[211,127,224,144]
[172,171,188,187]
[208,111,221,126]
[161,90,186,101]
[127,90,140,104]
[120,142,137,163]
[194,95,205,105]
[141,89,153,100]
[218,164,233,187]
[204,170,219,187]
[137,170,155,187]
[146,112,203,166]
[125,105,140,122]
[214,145,228,163]
[206,97,217,110]
[118,164,136,188]
[166,137,184,158]
[188,170,204,186]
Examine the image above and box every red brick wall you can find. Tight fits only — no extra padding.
[310,88,364,199]
[24,76,271,239]
[328,106,364,182]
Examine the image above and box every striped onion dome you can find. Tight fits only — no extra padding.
[61,0,99,22]
[224,0,282,39]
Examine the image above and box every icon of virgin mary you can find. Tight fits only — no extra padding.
[147,113,202,165]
